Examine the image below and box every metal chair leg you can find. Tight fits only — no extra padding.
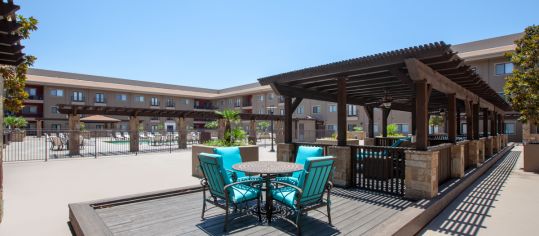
[224,202,229,232]
[295,209,302,235]
[327,203,332,226]
[201,187,206,220]
[257,195,262,222]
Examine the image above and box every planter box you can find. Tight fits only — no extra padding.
[10,130,26,142]
[191,144,259,178]
[315,139,360,146]
[524,143,539,172]
[347,131,366,140]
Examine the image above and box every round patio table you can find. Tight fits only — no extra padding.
[233,161,303,224]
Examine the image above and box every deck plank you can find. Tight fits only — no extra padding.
[94,188,412,235]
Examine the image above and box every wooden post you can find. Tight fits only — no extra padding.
[483,109,489,137]
[498,114,504,134]
[412,100,417,135]
[448,94,456,143]
[382,108,390,137]
[473,103,480,140]
[490,111,497,136]
[415,80,429,150]
[129,116,139,152]
[68,114,80,156]
[456,107,461,135]
[284,96,293,144]
[337,78,347,146]
[249,119,257,144]
[364,106,374,138]
[177,117,187,149]
[465,101,474,140]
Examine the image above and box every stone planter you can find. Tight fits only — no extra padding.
[191,144,259,178]
[347,131,366,140]
[10,130,26,142]
[315,139,360,146]
[523,143,539,172]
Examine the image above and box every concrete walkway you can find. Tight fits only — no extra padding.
[421,145,539,236]
[0,147,277,236]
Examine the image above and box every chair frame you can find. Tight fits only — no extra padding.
[271,157,335,235]
[199,155,262,232]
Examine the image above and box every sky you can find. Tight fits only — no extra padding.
[18,0,539,89]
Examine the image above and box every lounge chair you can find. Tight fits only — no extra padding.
[271,156,335,235]
[139,132,147,140]
[198,153,262,232]
[122,132,130,140]
[49,136,64,150]
[114,132,124,140]
[275,146,324,185]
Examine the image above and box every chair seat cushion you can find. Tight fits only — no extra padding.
[237,176,263,182]
[271,186,298,209]
[229,184,260,203]
[275,176,299,186]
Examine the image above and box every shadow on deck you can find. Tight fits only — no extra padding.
[75,187,412,236]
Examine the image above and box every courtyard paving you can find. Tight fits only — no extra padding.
[0,146,277,236]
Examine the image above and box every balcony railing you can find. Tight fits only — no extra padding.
[27,95,43,100]
[150,102,160,107]
[194,104,217,110]
[166,102,175,108]
[242,101,252,107]
[71,95,86,102]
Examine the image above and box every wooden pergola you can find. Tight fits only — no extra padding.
[258,42,511,150]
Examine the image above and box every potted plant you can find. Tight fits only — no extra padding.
[504,26,539,172]
[4,116,28,142]
[191,109,259,178]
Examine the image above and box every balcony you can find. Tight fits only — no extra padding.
[150,102,160,108]
[25,95,44,103]
[194,104,217,110]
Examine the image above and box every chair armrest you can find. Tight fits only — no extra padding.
[223,179,262,191]
[225,169,238,181]
[270,181,303,196]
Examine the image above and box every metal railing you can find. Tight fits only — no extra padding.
[1,129,199,162]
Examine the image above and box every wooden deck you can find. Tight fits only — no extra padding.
[73,187,412,235]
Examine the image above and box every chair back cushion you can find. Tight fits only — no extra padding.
[214,147,245,180]
[293,146,323,179]
[198,153,226,198]
[298,156,335,205]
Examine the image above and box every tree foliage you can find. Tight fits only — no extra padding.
[1,15,38,113]
[504,25,539,124]
[204,120,219,129]
[4,116,27,129]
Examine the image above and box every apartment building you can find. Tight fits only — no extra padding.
[13,32,523,141]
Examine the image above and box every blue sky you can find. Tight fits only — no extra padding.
[18,0,539,89]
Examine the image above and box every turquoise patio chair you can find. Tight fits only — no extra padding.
[271,156,335,235]
[275,146,324,185]
[214,147,262,182]
[198,153,262,232]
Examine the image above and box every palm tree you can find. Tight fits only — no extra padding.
[215,109,240,144]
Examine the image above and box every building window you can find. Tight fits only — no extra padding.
[326,124,336,131]
[22,105,38,114]
[166,98,175,107]
[347,124,357,131]
[328,105,337,113]
[119,124,128,131]
[135,95,144,102]
[280,109,284,115]
[72,91,84,102]
[312,105,321,114]
[396,123,409,133]
[51,106,59,114]
[504,123,516,134]
[228,99,233,105]
[95,93,105,103]
[296,106,304,114]
[495,63,513,75]
[220,100,225,106]
[373,124,379,133]
[151,97,160,106]
[183,99,190,105]
[461,123,467,134]
[50,89,64,97]
[258,95,265,101]
[51,124,61,130]
[95,124,104,129]
[347,105,357,116]
[268,93,274,100]
[235,98,241,107]
[258,109,265,114]
[25,87,37,99]
[117,94,127,101]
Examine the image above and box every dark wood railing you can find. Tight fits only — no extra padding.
[351,145,407,196]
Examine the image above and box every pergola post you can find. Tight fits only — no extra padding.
[447,94,457,143]
[68,113,81,156]
[337,78,347,146]
[284,96,293,144]
[465,101,474,140]
[414,80,429,150]
[364,106,374,138]
[412,105,417,135]
[490,111,497,136]
[36,120,43,138]
[382,108,390,138]
[472,103,480,140]
[248,119,257,145]
[177,117,187,149]
[483,109,489,137]
[456,107,461,135]
[129,116,139,152]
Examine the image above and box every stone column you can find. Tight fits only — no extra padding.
[68,114,80,156]
[478,138,485,163]
[129,116,139,152]
[405,149,439,199]
[277,143,295,162]
[177,117,187,149]
[248,119,256,145]
[484,136,493,157]
[467,140,481,168]
[275,120,284,144]
[327,146,352,187]
[451,141,467,178]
